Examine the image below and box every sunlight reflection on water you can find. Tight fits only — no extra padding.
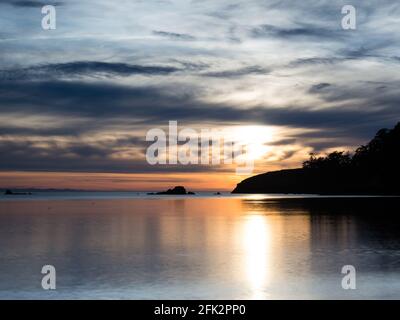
[243,215,270,299]
[0,197,399,299]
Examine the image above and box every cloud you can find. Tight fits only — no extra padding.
[291,44,399,68]
[1,0,400,177]
[4,0,63,7]
[267,138,298,146]
[3,76,395,174]
[251,23,343,40]
[290,57,346,67]
[0,61,181,81]
[277,150,298,161]
[0,137,230,173]
[309,83,331,93]
[1,79,399,140]
[153,31,196,41]
[202,66,269,78]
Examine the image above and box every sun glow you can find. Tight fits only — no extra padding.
[230,125,275,161]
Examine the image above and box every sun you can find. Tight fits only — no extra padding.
[229,125,275,160]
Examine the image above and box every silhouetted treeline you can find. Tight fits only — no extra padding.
[233,122,400,195]
[302,151,351,170]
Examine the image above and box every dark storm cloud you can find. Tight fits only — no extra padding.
[153,31,196,41]
[0,62,180,81]
[203,66,269,78]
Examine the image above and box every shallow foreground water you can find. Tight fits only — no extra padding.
[0,195,399,299]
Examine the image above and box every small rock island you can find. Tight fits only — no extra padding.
[148,186,196,195]
[4,189,32,195]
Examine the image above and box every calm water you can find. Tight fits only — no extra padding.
[0,194,399,299]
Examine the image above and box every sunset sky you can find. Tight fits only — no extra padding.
[1,0,400,191]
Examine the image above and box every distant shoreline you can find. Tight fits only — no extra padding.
[1,191,400,203]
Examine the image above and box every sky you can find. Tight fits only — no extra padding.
[1,0,400,191]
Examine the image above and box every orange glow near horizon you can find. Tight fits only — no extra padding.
[0,171,247,192]
[0,125,328,192]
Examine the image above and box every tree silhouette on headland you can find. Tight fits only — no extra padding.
[303,151,352,170]
[233,122,400,195]
[303,123,400,172]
